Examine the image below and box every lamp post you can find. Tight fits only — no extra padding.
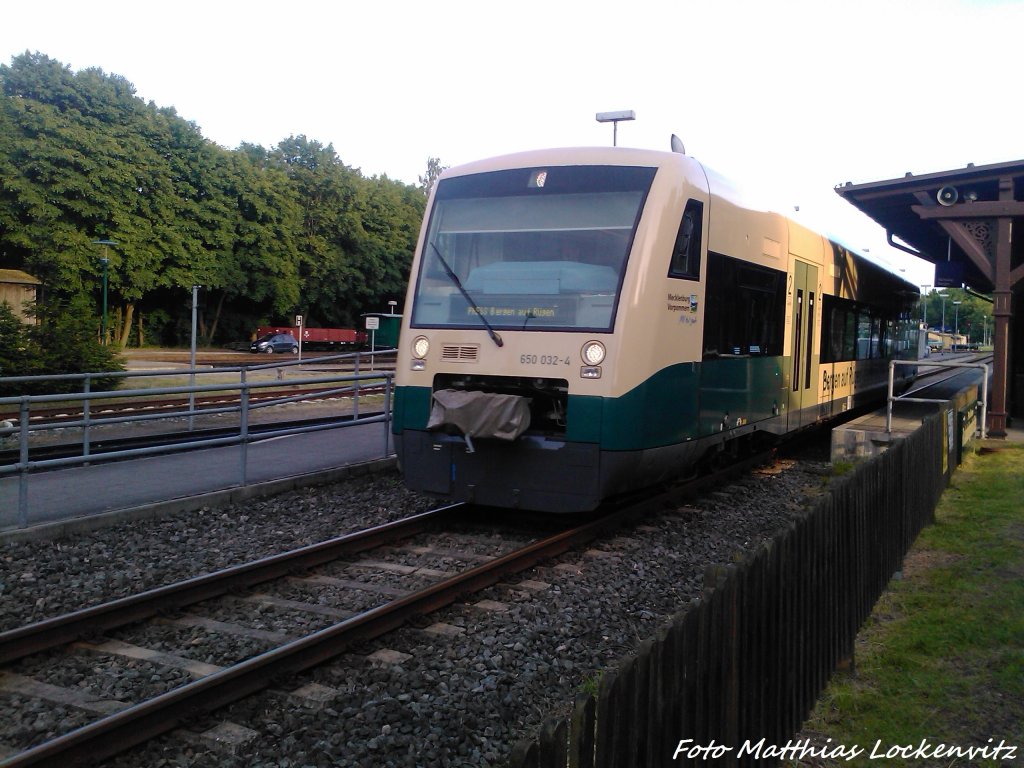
[596,110,635,147]
[920,285,930,326]
[91,239,118,344]
[953,301,962,346]
[189,284,199,431]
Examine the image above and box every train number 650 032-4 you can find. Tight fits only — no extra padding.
[520,354,570,365]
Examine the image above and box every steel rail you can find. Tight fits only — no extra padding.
[0,505,462,665]
[0,381,391,427]
[0,384,384,425]
[0,411,387,467]
[0,493,669,767]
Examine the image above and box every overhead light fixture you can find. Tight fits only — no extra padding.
[595,110,635,147]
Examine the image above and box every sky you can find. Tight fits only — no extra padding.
[2,0,1022,289]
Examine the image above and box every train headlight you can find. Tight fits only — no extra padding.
[582,341,606,366]
[412,336,430,359]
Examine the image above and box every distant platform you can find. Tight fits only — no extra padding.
[832,363,988,464]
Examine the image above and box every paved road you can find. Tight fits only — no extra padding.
[1,420,393,533]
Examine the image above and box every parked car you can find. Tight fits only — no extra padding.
[250,333,299,354]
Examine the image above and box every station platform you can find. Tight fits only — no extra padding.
[831,358,997,462]
[0,422,395,542]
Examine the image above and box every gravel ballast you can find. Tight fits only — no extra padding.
[0,455,832,766]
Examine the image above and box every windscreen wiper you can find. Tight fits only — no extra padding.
[430,242,504,347]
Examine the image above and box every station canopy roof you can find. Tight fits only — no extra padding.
[835,159,1024,293]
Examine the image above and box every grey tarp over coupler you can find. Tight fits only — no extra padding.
[427,389,531,453]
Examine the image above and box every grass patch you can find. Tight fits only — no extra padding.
[831,460,855,477]
[579,671,603,698]
[795,441,1024,766]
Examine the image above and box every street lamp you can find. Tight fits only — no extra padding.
[596,110,635,147]
[920,285,931,326]
[91,239,118,344]
[189,284,200,431]
[953,300,962,344]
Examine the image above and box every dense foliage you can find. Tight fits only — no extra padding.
[0,52,428,350]
[0,299,122,395]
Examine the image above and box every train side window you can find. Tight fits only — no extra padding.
[668,200,703,280]
[842,308,856,360]
[856,311,872,360]
[840,303,903,360]
[822,295,869,363]
[703,251,785,359]
[827,301,845,362]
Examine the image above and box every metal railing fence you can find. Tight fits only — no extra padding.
[0,350,396,528]
[0,348,395,394]
[887,358,989,437]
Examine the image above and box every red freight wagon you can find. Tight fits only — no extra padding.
[255,326,367,348]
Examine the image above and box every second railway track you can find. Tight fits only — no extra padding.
[0,384,388,426]
[0,411,385,467]
[0,384,390,467]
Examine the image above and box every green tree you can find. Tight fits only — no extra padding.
[0,53,186,346]
[0,298,122,395]
[362,174,425,309]
[0,52,428,350]
[0,301,43,389]
[0,53,122,296]
[214,150,303,334]
[265,136,370,326]
[418,156,447,196]
[31,295,123,387]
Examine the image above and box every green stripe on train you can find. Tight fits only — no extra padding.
[392,386,433,433]
[393,357,785,450]
[580,357,783,450]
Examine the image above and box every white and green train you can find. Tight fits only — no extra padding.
[392,146,920,512]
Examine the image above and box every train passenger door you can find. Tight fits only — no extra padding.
[789,261,818,428]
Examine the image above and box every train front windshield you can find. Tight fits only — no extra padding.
[411,165,656,332]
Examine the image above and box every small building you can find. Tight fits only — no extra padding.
[0,269,42,323]
[361,312,402,348]
[926,330,967,350]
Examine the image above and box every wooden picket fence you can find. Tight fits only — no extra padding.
[507,413,948,768]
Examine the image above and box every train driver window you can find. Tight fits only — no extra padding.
[668,199,703,280]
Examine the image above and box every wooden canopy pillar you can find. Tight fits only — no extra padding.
[990,177,1016,436]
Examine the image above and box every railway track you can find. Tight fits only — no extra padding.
[0,452,771,766]
[0,385,389,467]
[0,384,387,425]
[0,412,384,468]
